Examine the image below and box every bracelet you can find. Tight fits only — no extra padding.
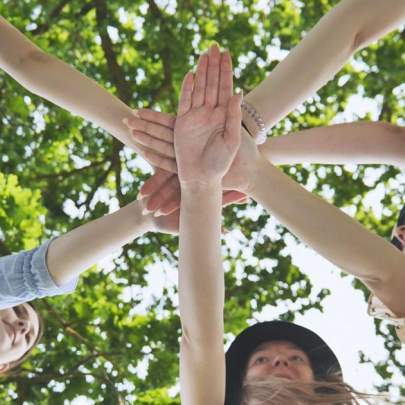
[241,100,267,144]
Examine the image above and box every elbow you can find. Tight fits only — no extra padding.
[12,49,52,76]
[352,30,366,52]
[21,49,52,67]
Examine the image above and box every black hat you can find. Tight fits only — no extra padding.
[225,320,342,405]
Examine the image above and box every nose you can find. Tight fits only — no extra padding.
[13,319,30,337]
[272,354,290,369]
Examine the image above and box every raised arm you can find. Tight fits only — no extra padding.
[259,121,405,168]
[46,199,152,286]
[243,0,405,138]
[247,151,405,318]
[134,118,405,320]
[0,16,165,165]
[176,45,241,405]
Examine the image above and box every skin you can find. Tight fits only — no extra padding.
[0,303,40,371]
[177,45,241,405]
[244,340,314,383]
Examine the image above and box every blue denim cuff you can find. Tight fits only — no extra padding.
[29,237,78,297]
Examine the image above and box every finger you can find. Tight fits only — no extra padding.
[140,170,174,198]
[218,51,233,106]
[136,109,175,129]
[192,53,208,108]
[139,148,178,174]
[126,117,174,143]
[224,93,242,150]
[205,44,221,107]
[146,174,180,213]
[131,130,176,159]
[222,190,248,207]
[178,72,194,116]
[157,195,181,216]
[128,140,175,175]
[235,197,250,205]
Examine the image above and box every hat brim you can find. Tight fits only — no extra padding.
[225,321,341,405]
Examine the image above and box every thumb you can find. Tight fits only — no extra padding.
[224,93,242,150]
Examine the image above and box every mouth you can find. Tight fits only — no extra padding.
[2,320,16,345]
[271,371,295,380]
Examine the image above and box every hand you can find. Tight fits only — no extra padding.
[123,110,178,174]
[139,170,249,216]
[174,44,241,188]
[124,115,259,215]
[140,194,248,235]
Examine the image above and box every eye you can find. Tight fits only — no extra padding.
[13,306,22,317]
[290,354,305,363]
[254,356,269,365]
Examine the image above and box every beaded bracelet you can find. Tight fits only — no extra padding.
[241,100,267,144]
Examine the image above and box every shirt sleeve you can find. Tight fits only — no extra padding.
[0,238,78,309]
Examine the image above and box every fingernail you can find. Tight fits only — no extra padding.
[137,191,145,200]
[142,208,152,216]
[122,118,129,126]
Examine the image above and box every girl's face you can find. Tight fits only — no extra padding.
[0,304,40,370]
[244,340,314,383]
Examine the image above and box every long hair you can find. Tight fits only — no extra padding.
[1,302,44,375]
[240,374,391,405]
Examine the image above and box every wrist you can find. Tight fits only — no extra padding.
[247,155,273,197]
[241,98,267,144]
[180,180,222,194]
[242,107,260,139]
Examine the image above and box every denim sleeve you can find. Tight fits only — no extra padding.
[0,238,78,309]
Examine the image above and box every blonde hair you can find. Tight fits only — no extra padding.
[240,375,391,405]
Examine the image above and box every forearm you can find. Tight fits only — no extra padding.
[259,122,405,168]
[248,157,405,285]
[0,16,139,151]
[178,183,224,344]
[47,200,153,286]
[243,0,405,136]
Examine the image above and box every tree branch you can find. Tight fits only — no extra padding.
[31,0,71,36]
[77,161,113,210]
[31,0,96,36]
[147,0,175,108]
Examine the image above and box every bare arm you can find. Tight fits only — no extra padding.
[248,156,405,317]
[176,46,240,405]
[243,0,405,137]
[46,200,153,286]
[179,185,225,405]
[0,16,141,153]
[259,122,405,168]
